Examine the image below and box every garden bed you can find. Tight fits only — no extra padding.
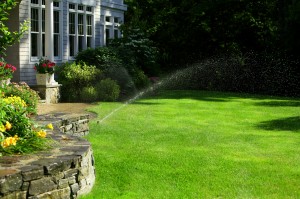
[0,113,95,199]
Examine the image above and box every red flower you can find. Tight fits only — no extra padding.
[42,63,47,67]
[11,66,17,72]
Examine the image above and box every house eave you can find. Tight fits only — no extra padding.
[100,2,127,11]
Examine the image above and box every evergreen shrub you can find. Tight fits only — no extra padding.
[80,87,98,102]
[96,78,120,102]
[56,62,102,102]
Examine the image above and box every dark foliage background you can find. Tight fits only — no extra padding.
[122,0,299,97]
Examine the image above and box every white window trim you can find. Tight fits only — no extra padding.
[29,1,45,62]
[53,2,63,61]
[68,3,94,60]
[29,0,63,62]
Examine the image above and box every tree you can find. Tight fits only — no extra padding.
[0,0,28,56]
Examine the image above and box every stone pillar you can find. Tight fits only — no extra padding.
[45,0,54,61]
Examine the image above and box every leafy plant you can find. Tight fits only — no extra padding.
[0,0,28,56]
[96,78,120,102]
[0,94,54,155]
[56,62,102,102]
[80,87,98,102]
[2,82,40,115]
[0,58,16,80]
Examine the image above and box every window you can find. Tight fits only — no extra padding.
[68,4,94,57]
[54,10,60,57]
[114,29,119,39]
[31,8,39,57]
[87,15,92,48]
[106,29,110,45]
[30,0,61,60]
[104,15,122,45]
[114,17,119,23]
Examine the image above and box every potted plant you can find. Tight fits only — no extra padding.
[34,58,57,85]
[0,58,17,86]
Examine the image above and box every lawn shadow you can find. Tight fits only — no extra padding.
[131,101,162,105]
[254,101,300,107]
[146,90,230,102]
[256,116,300,132]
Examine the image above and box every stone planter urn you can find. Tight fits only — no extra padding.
[36,73,58,86]
[0,78,11,87]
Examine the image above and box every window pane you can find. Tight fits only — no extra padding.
[54,11,59,33]
[69,13,75,34]
[42,9,45,32]
[42,0,45,5]
[87,37,92,48]
[105,16,110,22]
[106,29,110,45]
[69,36,75,56]
[31,8,39,32]
[31,0,38,4]
[78,5,84,11]
[78,14,84,35]
[114,29,119,39]
[54,35,60,57]
[69,4,75,10]
[114,17,119,23]
[78,36,84,52]
[42,34,45,57]
[54,2,59,7]
[86,6,92,12]
[31,33,38,56]
[87,15,92,35]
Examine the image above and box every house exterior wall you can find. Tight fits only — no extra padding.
[5,0,127,85]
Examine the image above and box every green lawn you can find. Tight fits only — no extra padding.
[81,90,300,198]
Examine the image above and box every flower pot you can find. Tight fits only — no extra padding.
[36,73,57,86]
[0,78,11,87]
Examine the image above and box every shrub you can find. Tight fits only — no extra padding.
[76,47,151,93]
[3,82,40,115]
[96,78,120,102]
[80,87,98,102]
[56,62,102,102]
[75,47,122,71]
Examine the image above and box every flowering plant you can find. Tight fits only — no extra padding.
[34,58,55,74]
[0,92,54,155]
[0,58,17,80]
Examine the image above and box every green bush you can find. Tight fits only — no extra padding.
[96,78,120,102]
[2,82,40,115]
[75,47,122,71]
[56,62,102,102]
[75,47,151,93]
[80,87,98,102]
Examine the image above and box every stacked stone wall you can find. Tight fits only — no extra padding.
[0,114,95,199]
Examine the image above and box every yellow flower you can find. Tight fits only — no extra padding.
[5,121,12,131]
[0,124,5,132]
[3,96,27,108]
[46,123,54,130]
[1,136,19,148]
[37,130,47,138]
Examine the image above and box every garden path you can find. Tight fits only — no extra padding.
[37,103,98,118]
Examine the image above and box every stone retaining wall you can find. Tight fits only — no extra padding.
[0,113,95,199]
[36,113,90,137]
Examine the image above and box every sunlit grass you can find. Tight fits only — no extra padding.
[81,90,300,198]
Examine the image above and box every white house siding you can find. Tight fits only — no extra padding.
[4,3,21,82]
[5,0,126,85]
